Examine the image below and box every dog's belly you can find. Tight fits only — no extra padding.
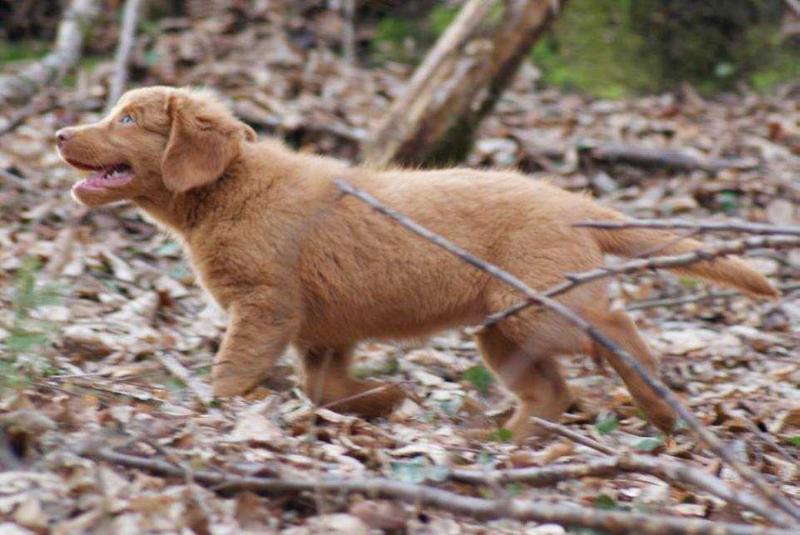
[299,300,485,345]
[297,267,488,345]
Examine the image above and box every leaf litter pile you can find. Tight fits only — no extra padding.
[0,3,799,534]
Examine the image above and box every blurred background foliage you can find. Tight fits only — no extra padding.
[1,0,798,98]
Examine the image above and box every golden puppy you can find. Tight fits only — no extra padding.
[56,86,777,439]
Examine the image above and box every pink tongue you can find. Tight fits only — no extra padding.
[84,170,107,188]
[81,168,133,188]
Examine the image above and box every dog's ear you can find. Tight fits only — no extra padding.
[242,123,257,142]
[161,94,243,193]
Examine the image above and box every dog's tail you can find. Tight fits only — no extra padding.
[585,207,779,298]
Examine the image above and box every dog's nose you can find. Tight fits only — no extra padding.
[55,128,72,147]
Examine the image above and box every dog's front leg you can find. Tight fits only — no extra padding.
[211,292,299,397]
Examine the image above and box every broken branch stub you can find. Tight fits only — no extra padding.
[362,0,566,167]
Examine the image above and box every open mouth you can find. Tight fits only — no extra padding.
[70,162,134,191]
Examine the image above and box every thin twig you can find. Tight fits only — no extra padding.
[576,219,800,237]
[528,416,616,455]
[334,178,800,527]
[82,446,796,535]
[475,234,799,332]
[451,453,781,523]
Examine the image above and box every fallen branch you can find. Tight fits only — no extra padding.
[451,453,780,524]
[0,0,101,106]
[106,0,145,110]
[475,234,800,331]
[515,419,782,522]
[576,219,800,237]
[334,179,800,527]
[579,142,759,173]
[513,134,759,173]
[82,446,796,535]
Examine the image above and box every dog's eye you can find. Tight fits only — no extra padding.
[120,114,135,125]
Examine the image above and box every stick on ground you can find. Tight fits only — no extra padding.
[450,453,781,523]
[82,446,797,535]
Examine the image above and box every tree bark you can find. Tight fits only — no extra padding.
[362,0,566,167]
[0,0,101,107]
[106,0,145,111]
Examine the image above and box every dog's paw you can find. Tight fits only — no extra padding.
[211,362,262,397]
[325,381,406,418]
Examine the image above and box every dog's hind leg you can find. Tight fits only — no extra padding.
[585,308,676,434]
[476,323,575,440]
[301,345,406,418]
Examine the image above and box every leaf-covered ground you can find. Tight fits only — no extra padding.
[1,4,799,534]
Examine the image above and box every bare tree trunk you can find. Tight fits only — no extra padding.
[0,0,101,107]
[106,0,145,111]
[362,0,566,167]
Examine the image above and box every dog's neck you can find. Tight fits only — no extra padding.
[132,178,223,234]
[132,139,295,236]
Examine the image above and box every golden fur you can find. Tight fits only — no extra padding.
[56,86,778,439]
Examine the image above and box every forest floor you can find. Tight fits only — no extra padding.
[0,5,799,534]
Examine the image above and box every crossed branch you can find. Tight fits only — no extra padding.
[334,179,800,527]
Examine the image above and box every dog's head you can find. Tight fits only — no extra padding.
[56,86,256,207]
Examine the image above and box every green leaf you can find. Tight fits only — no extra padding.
[353,357,400,379]
[678,277,699,289]
[717,191,740,214]
[154,241,182,257]
[390,459,427,484]
[6,330,51,352]
[463,365,493,396]
[634,436,664,452]
[594,494,618,510]
[438,396,463,415]
[714,62,735,78]
[389,459,448,484]
[165,377,187,391]
[477,451,495,466]
[674,418,689,432]
[425,465,449,482]
[489,428,513,443]
[786,435,800,447]
[595,413,618,435]
[506,482,523,497]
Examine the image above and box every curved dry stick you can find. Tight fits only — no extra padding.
[84,446,796,535]
[334,179,800,527]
